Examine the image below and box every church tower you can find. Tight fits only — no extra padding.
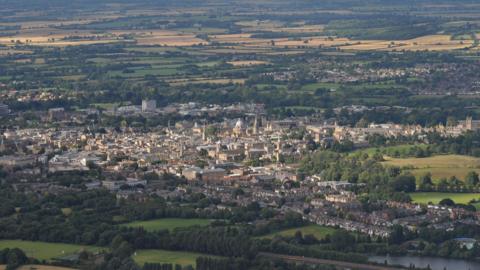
[466,116,473,130]
[202,122,206,141]
[253,115,259,135]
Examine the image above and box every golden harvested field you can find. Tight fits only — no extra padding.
[0,48,33,55]
[211,34,350,48]
[382,155,480,181]
[227,60,269,66]
[211,33,472,52]
[271,37,351,47]
[0,28,125,46]
[342,35,473,51]
[0,28,206,47]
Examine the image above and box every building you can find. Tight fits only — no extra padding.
[201,168,226,184]
[182,167,202,181]
[0,103,10,116]
[142,100,157,112]
[461,116,480,131]
[48,107,66,121]
[454,238,477,250]
[0,155,37,167]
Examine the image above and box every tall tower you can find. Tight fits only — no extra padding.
[202,122,207,141]
[275,137,282,163]
[253,115,259,135]
[466,116,473,130]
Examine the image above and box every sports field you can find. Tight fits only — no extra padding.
[0,240,102,261]
[259,225,337,240]
[123,218,213,232]
[133,249,219,267]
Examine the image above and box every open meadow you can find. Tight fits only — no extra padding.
[382,155,480,181]
[0,266,77,270]
[409,192,480,205]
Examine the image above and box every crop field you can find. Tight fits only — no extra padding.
[409,192,480,205]
[123,218,213,232]
[133,249,219,267]
[382,155,480,181]
[259,225,337,240]
[169,78,246,85]
[0,240,102,261]
[227,60,269,66]
[341,35,474,51]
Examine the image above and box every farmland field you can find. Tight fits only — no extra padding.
[123,218,213,232]
[0,240,102,261]
[409,192,480,205]
[382,155,480,181]
[133,249,220,267]
[259,225,337,239]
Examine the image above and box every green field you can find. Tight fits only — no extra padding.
[123,218,213,232]
[409,192,480,205]
[352,144,428,156]
[301,82,339,91]
[0,265,76,270]
[133,249,218,267]
[0,240,102,261]
[259,225,337,239]
[382,155,480,181]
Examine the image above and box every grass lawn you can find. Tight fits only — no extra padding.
[409,192,480,205]
[133,249,219,267]
[382,154,480,181]
[301,82,339,91]
[259,225,337,240]
[352,144,428,156]
[0,240,102,261]
[123,218,213,232]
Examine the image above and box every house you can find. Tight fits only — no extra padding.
[201,168,226,184]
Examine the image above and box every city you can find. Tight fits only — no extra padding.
[1,0,480,270]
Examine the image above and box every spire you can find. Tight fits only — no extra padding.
[202,122,206,141]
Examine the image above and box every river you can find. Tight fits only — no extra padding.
[369,255,480,270]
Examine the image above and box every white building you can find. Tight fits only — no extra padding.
[142,100,157,112]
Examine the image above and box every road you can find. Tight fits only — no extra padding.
[259,252,406,270]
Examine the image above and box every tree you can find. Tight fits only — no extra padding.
[391,175,416,192]
[419,172,433,190]
[114,241,134,258]
[389,225,406,245]
[465,171,479,186]
[439,198,455,207]
[329,231,355,250]
[5,248,27,270]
